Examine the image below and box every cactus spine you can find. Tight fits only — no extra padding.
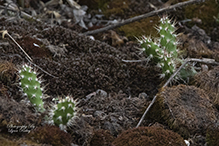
[138,16,179,78]
[48,96,77,131]
[19,64,45,112]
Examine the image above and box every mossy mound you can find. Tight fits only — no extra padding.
[206,123,219,146]
[27,125,72,146]
[112,126,186,146]
[194,66,219,106]
[147,85,218,138]
[0,134,41,146]
[0,61,17,86]
[0,96,41,134]
[184,0,219,34]
[90,129,114,146]
[118,16,160,40]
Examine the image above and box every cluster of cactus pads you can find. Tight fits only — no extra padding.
[19,64,77,131]
[138,16,182,79]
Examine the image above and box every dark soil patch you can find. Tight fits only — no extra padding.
[0,17,162,99]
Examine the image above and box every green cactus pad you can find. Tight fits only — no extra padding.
[158,17,178,58]
[19,64,45,112]
[49,96,77,131]
[138,16,197,80]
[138,16,178,78]
[139,36,162,62]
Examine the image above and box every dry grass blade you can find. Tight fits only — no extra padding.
[0,30,33,62]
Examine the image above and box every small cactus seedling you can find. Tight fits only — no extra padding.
[19,64,45,112]
[138,16,179,78]
[48,96,77,131]
[137,16,196,79]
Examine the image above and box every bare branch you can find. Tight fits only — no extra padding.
[83,0,204,35]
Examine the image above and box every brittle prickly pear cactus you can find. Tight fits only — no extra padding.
[19,64,45,112]
[137,16,179,78]
[48,96,77,131]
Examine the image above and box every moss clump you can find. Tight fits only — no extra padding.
[0,134,40,146]
[193,66,219,105]
[27,125,72,146]
[100,0,130,17]
[184,0,219,33]
[79,0,109,10]
[90,129,115,146]
[119,16,160,40]
[0,61,16,86]
[206,124,219,146]
[154,85,217,139]
[79,0,130,17]
[112,126,186,146]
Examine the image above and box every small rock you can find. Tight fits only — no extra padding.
[96,89,107,97]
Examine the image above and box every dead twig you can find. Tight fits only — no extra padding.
[83,0,204,35]
[27,58,58,78]
[136,58,219,128]
[163,58,219,87]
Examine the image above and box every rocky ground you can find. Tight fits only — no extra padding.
[0,0,219,146]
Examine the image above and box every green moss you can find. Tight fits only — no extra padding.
[184,0,219,33]
[118,16,160,40]
[78,0,108,10]
[101,0,130,17]
[92,0,110,9]
[79,0,130,17]
[118,0,219,40]
[206,125,219,146]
